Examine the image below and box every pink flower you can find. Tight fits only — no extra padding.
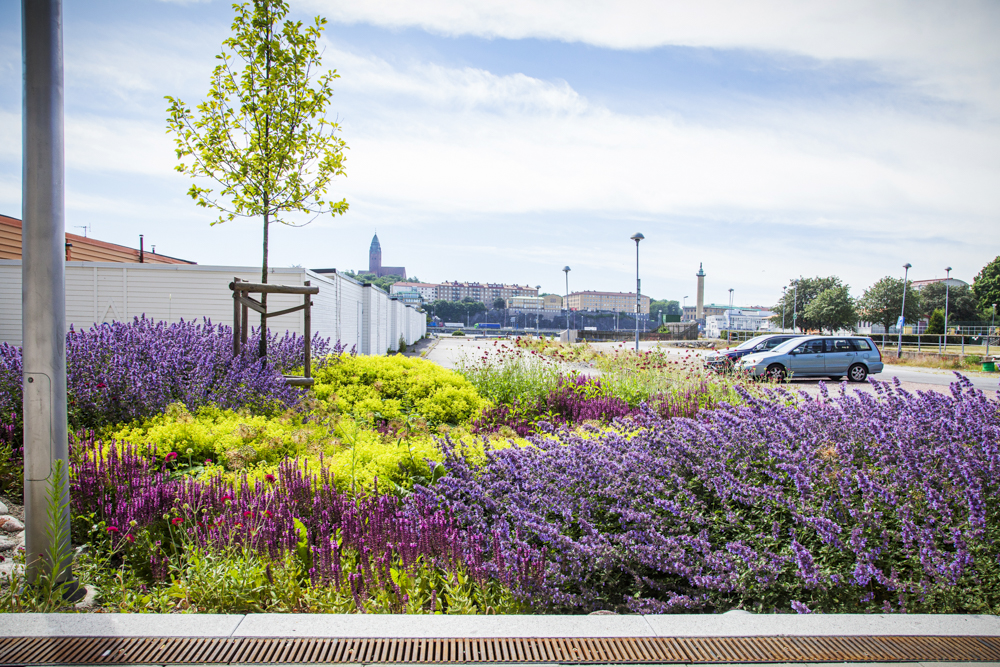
[264,474,276,483]
[164,452,178,463]
[171,517,184,525]
[125,534,135,543]
[106,526,119,533]
[220,495,233,502]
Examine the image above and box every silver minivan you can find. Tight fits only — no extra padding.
[736,335,884,382]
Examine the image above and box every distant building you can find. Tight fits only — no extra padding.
[542,294,563,311]
[391,282,438,302]
[0,214,193,264]
[683,303,744,321]
[566,291,650,314]
[911,277,968,290]
[367,233,406,279]
[704,308,775,338]
[506,296,544,310]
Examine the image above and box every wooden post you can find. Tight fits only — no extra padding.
[233,277,241,356]
[303,280,312,379]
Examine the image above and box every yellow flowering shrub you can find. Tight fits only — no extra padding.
[312,355,486,425]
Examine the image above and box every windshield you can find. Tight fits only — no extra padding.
[771,337,808,353]
[735,335,769,351]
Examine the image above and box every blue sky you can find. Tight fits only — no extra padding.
[1,0,999,307]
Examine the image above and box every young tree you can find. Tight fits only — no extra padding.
[919,282,980,322]
[973,255,1000,313]
[166,0,348,359]
[803,285,856,333]
[925,309,945,335]
[770,276,844,332]
[857,276,922,333]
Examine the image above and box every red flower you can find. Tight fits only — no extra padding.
[95,382,106,389]
[171,517,184,525]
[220,495,233,502]
[125,534,135,543]
[106,526,119,533]
[243,511,253,518]
[264,474,276,483]
[164,452,178,463]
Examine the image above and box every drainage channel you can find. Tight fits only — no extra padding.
[1,635,999,665]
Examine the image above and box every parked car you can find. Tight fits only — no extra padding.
[736,335,883,382]
[704,333,804,371]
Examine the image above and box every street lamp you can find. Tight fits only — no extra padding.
[728,288,734,345]
[782,286,787,332]
[536,286,541,334]
[563,266,571,331]
[631,233,644,351]
[683,296,688,320]
[943,267,952,353]
[988,303,996,358]
[791,278,799,332]
[897,262,912,358]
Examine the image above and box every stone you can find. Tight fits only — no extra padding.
[0,532,25,551]
[0,516,24,532]
[0,559,24,580]
[0,500,8,514]
[75,585,101,611]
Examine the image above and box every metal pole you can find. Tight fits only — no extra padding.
[631,233,644,351]
[943,267,951,353]
[22,0,82,599]
[988,304,996,358]
[728,288,734,345]
[897,263,911,358]
[563,266,570,332]
[792,280,798,332]
[782,286,786,332]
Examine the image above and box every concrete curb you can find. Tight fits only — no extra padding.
[0,613,998,639]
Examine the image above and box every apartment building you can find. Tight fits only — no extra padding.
[391,280,538,305]
[566,291,650,314]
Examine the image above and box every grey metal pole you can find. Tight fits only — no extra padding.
[792,280,798,332]
[631,233,643,351]
[988,304,996,358]
[897,263,911,358]
[563,266,570,332]
[943,267,951,353]
[728,288,734,345]
[782,286,786,332]
[22,0,82,599]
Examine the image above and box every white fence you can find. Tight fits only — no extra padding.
[0,261,425,355]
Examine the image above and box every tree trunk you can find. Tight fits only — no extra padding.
[259,209,268,360]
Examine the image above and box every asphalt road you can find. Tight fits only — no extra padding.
[877,363,999,392]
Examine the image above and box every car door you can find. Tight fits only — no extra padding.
[824,338,856,375]
[788,339,825,375]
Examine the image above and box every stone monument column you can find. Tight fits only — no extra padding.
[696,263,706,320]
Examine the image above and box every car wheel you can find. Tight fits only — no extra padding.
[848,364,868,382]
[828,376,843,381]
[766,364,786,381]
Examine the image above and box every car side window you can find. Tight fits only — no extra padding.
[765,338,784,349]
[800,340,824,354]
[850,338,872,351]
[828,339,853,352]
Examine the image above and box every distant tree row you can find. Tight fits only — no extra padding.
[342,271,418,293]
[770,254,1000,333]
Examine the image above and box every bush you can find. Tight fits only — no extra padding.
[68,441,544,613]
[109,403,331,471]
[312,355,485,426]
[424,376,1000,614]
[451,330,465,336]
[0,317,334,440]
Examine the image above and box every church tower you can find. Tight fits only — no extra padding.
[369,233,382,276]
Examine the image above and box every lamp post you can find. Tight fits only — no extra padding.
[683,296,688,321]
[988,303,996,358]
[943,267,952,353]
[536,286,541,334]
[631,233,644,351]
[782,286,787,332]
[897,262,912,358]
[562,266,571,332]
[727,288,734,345]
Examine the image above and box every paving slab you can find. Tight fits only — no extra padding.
[232,613,656,638]
[643,613,1000,637]
[0,613,244,637]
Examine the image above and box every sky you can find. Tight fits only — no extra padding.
[1,1,999,308]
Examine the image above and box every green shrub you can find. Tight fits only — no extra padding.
[109,403,329,470]
[451,330,465,336]
[312,355,485,425]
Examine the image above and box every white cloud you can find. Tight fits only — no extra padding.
[304,0,1000,111]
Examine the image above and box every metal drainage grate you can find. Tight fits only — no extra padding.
[0,635,998,665]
